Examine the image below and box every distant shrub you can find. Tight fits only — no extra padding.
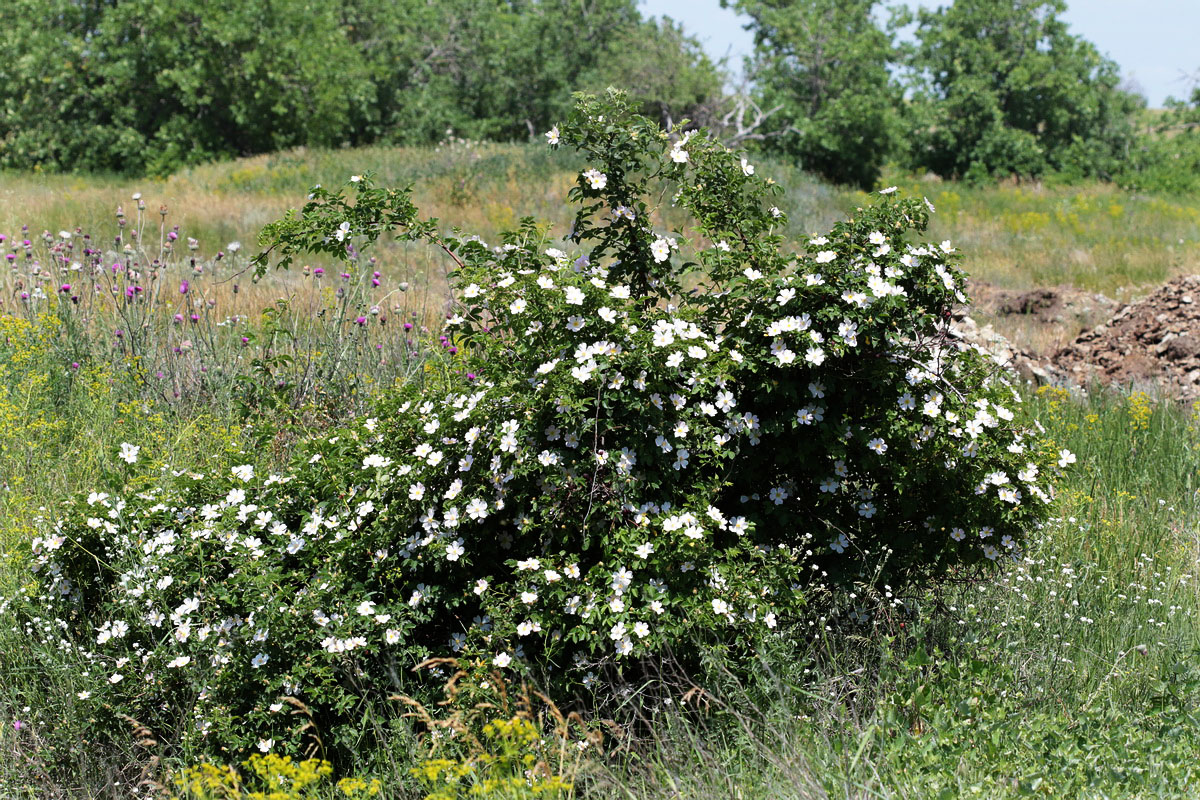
[903,0,1139,182]
[17,92,1065,762]
[0,1,719,175]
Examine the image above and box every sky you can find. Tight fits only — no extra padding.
[640,0,1199,108]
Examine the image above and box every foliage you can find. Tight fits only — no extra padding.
[0,0,371,175]
[412,718,572,800]
[13,93,1063,771]
[729,0,901,188]
[0,0,718,175]
[900,0,1141,181]
[1120,89,1200,194]
[579,16,724,130]
[602,385,1200,799]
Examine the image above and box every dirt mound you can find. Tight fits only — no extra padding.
[969,282,1119,326]
[997,288,1061,318]
[1053,275,1200,399]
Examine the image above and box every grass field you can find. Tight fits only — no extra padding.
[6,144,1200,292]
[2,144,1200,798]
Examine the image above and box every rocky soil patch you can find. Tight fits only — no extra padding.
[950,276,1200,400]
[1053,275,1200,400]
[946,315,1059,385]
[971,283,1119,327]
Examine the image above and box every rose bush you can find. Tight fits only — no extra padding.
[15,91,1066,761]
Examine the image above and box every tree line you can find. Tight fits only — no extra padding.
[730,0,1199,190]
[0,0,721,175]
[1,0,1196,189]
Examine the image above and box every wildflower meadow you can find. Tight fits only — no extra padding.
[0,91,1198,800]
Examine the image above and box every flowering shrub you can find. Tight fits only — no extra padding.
[17,91,1067,759]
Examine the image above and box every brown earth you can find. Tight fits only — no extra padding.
[1053,274,1200,400]
[967,281,1120,356]
[950,276,1200,400]
[949,282,1119,387]
[970,282,1119,326]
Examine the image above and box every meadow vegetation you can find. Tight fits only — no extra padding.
[0,97,1199,800]
[6,141,1199,302]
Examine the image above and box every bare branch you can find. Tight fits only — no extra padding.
[711,83,797,147]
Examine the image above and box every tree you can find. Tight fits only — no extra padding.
[0,0,374,173]
[902,0,1140,181]
[727,0,901,188]
[0,0,721,174]
[1119,85,1200,194]
[582,16,724,130]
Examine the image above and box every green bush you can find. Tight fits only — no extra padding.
[732,0,901,189]
[16,92,1065,763]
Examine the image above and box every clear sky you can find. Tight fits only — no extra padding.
[640,0,1199,108]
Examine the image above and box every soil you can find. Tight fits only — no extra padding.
[961,282,1119,360]
[1053,274,1200,400]
[950,276,1200,400]
[969,282,1119,326]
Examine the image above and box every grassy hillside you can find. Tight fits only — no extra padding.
[6,142,1200,300]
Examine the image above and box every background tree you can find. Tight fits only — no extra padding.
[365,0,647,143]
[581,16,724,130]
[1119,84,1200,194]
[0,0,718,175]
[900,0,1140,181]
[726,0,901,189]
[0,0,377,173]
